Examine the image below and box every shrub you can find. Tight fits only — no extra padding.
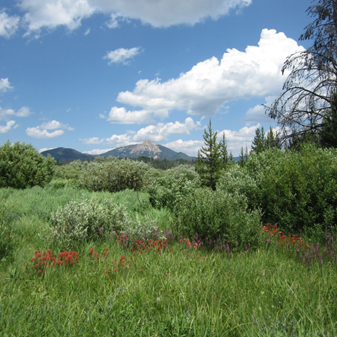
[148,165,201,212]
[244,144,337,237]
[121,215,169,246]
[176,187,261,247]
[216,165,259,210]
[0,141,54,189]
[50,197,131,248]
[79,158,149,192]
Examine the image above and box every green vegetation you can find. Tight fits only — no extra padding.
[0,141,55,189]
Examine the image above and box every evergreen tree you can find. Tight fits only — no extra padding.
[239,146,245,168]
[195,119,221,190]
[219,132,229,170]
[251,126,265,154]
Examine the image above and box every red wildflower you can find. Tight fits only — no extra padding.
[89,248,94,255]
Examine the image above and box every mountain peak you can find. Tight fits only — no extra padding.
[130,139,161,156]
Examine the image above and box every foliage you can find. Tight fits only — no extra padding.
[176,187,261,247]
[320,92,337,148]
[121,215,169,245]
[0,199,15,261]
[148,165,201,213]
[244,144,337,236]
[51,197,131,248]
[0,141,55,189]
[219,132,229,169]
[195,119,222,190]
[217,165,259,211]
[79,157,149,192]
[266,0,337,145]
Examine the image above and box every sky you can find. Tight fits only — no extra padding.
[0,0,312,157]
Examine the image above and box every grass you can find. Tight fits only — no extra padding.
[0,187,336,336]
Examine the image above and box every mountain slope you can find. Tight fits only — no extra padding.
[41,140,196,162]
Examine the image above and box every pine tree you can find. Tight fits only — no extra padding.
[195,119,221,190]
[219,132,229,170]
[251,126,265,154]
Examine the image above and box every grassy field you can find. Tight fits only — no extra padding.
[0,186,336,336]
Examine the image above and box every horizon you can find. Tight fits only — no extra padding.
[1,0,311,156]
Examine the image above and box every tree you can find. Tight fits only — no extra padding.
[251,127,265,154]
[266,0,337,144]
[219,132,229,169]
[195,119,221,190]
[320,92,337,147]
[0,141,55,189]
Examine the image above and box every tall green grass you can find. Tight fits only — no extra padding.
[0,187,336,336]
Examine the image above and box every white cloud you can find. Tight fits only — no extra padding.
[0,120,16,134]
[112,29,304,120]
[103,47,141,65]
[0,106,31,120]
[79,137,104,145]
[17,0,252,34]
[84,28,90,35]
[40,120,74,130]
[0,12,20,38]
[132,117,200,142]
[0,78,13,92]
[164,139,203,156]
[80,117,199,148]
[26,120,73,139]
[83,148,113,155]
[106,106,168,124]
[26,127,64,138]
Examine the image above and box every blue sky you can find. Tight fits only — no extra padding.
[0,0,312,156]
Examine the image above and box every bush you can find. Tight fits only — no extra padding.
[148,165,201,212]
[121,215,169,246]
[244,144,337,236]
[0,141,55,189]
[217,165,259,210]
[51,197,131,248]
[176,187,261,247]
[79,158,149,192]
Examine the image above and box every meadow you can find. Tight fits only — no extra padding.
[0,185,336,336]
[1,142,337,336]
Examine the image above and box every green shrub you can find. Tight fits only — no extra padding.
[217,165,259,210]
[0,141,55,189]
[148,165,201,212]
[50,197,131,248]
[121,215,168,245]
[79,158,149,192]
[244,144,337,236]
[176,187,261,247]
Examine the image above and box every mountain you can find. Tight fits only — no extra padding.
[40,147,96,162]
[41,140,196,162]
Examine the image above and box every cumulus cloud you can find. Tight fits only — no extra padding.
[164,139,204,156]
[105,106,168,124]
[0,78,13,92]
[40,120,74,130]
[0,106,31,120]
[103,47,141,65]
[108,29,304,122]
[0,11,20,38]
[83,148,113,155]
[16,0,252,34]
[80,117,199,148]
[26,119,74,139]
[0,120,17,134]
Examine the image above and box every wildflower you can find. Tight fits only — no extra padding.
[165,273,169,277]
[193,243,198,249]
[94,253,99,259]
[38,270,42,274]
[89,248,94,255]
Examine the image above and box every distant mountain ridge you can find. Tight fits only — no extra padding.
[41,140,196,163]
